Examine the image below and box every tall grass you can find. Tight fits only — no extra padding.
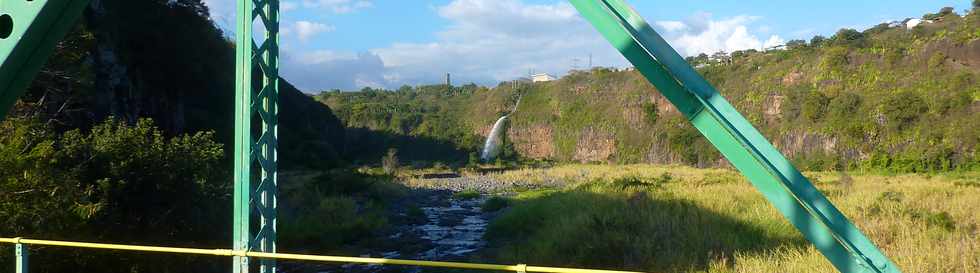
[482,164,980,272]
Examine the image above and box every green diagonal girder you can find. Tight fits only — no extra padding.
[568,1,900,272]
[0,0,90,120]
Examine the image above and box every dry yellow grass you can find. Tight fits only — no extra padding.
[486,164,980,273]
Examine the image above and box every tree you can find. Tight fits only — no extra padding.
[832,28,865,46]
[642,101,659,125]
[881,92,928,131]
[801,91,831,122]
[826,93,864,138]
[810,35,827,47]
[382,148,399,175]
[974,0,980,9]
[939,6,955,16]
[864,23,892,35]
[923,7,956,20]
[786,39,807,50]
[0,117,226,272]
[397,85,414,93]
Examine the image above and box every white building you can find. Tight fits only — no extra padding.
[906,18,933,30]
[531,73,557,82]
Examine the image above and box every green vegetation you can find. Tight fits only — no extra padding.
[0,1,350,272]
[481,164,980,272]
[0,117,384,271]
[0,117,227,272]
[278,170,404,251]
[453,189,482,200]
[318,9,980,173]
[481,196,511,212]
[317,84,501,165]
[15,0,345,170]
[1,2,977,273]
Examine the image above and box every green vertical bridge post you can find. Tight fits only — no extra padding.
[569,1,900,273]
[234,0,280,273]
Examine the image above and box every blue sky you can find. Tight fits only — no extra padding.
[202,0,973,92]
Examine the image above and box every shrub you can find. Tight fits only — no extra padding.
[826,92,864,136]
[454,189,481,200]
[642,101,659,125]
[810,35,827,47]
[881,91,927,131]
[482,196,511,212]
[382,148,399,175]
[786,39,807,50]
[0,117,226,272]
[928,52,947,69]
[801,91,831,122]
[832,28,865,47]
[280,196,388,247]
[820,47,850,71]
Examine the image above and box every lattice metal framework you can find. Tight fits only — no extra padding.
[233,0,279,273]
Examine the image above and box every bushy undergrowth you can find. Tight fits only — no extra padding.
[0,117,402,271]
[453,189,482,200]
[278,169,406,253]
[481,196,510,212]
[0,117,227,273]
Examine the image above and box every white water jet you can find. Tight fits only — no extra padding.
[480,115,509,162]
[481,95,521,163]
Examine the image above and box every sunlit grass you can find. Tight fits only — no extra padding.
[482,164,980,272]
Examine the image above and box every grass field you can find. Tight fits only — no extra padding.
[480,164,980,273]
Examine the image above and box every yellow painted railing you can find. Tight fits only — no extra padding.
[0,237,644,273]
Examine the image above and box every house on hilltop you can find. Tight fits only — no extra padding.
[531,73,557,82]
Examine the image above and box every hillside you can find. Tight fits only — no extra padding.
[0,1,345,272]
[14,0,345,168]
[317,7,980,172]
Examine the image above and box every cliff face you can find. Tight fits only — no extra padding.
[317,9,980,172]
[20,0,345,168]
[476,28,979,170]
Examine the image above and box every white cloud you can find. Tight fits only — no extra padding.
[203,0,234,30]
[278,1,785,91]
[657,21,688,32]
[763,35,786,49]
[281,50,388,91]
[292,21,334,41]
[360,0,625,88]
[302,0,373,14]
[282,1,298,12]
[655,13,784,56]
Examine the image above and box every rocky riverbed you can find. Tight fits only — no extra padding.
[287,175,528,273]
[409,175,564,193]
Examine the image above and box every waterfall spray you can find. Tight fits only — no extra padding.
[480,96,522,163]
[480,115,509,162]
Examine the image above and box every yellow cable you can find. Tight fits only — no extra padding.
[0,237,645,273]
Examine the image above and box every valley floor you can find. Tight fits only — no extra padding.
[286,165,980,273]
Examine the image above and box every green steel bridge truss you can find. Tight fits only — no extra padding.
[0,0,900,272]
